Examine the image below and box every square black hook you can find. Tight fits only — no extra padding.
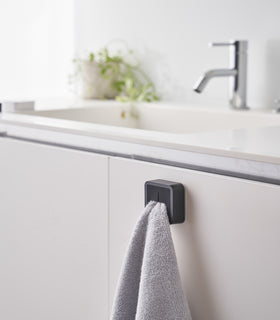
[145,179,185,224]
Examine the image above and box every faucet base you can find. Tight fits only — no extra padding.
[230,105,250,111]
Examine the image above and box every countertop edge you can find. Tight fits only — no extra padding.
[1,120,280,185]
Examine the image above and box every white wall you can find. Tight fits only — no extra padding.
[0,0,74,100]
[74,0,280,109]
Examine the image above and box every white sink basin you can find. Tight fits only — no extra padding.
[21,103,280,134]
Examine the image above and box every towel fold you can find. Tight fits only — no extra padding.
[111,201,192,320]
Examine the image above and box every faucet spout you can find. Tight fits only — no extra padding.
[193,69,237,93]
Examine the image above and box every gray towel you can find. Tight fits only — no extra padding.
[111,201,192,320]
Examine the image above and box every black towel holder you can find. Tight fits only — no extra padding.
[145,179,185,224]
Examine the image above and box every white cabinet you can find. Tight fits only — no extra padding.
[2,138,280,320]
[109,157,280,320]
[0,138,108,320]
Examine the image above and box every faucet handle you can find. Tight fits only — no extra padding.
[209,40,248,52]
[209,41,235,47]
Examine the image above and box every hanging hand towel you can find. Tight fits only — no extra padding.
[111,201,192,320]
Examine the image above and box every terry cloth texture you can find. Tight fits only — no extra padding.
[111,201,192,320]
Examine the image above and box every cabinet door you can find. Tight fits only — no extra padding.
[0,138,108,320]
[109,157,280,320]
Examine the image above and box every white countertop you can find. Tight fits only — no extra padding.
[1,98,280,183]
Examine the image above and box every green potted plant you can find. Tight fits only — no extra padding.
[70,45,159,104]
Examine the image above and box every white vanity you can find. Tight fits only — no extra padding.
[0,100,280,320]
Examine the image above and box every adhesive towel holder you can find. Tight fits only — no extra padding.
[145,179,185,224]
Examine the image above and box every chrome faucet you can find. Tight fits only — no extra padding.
[193,40,249,110]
